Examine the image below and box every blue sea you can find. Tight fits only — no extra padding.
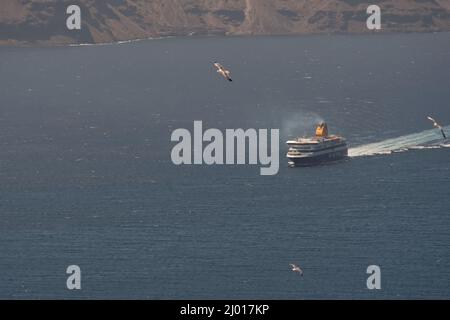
[0,33,449,299]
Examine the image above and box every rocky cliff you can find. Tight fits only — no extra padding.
[1,0,450,45]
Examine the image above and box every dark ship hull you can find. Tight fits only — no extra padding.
[287,147,348,166]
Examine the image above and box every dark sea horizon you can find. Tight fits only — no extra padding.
[0,32,449,299]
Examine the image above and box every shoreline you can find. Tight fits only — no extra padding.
[1,29,449,49]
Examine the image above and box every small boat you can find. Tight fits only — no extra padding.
[286,122,348,166]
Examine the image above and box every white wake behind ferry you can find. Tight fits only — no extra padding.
[286,122,348,166]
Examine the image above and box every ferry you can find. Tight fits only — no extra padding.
[286,122,348,166]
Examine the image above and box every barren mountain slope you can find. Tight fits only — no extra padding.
[1,0,449,45]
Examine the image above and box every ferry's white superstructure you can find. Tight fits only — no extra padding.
[286,123,348,166]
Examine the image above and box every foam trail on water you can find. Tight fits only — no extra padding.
[349,126,450,157]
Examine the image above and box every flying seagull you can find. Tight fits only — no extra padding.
[427,116,447,139]
[213,62,232,82]
[289,264,303,276]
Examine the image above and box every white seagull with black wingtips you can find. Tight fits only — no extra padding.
[427,116,447,139]
[213,62,232,82]
[289,264,303,276]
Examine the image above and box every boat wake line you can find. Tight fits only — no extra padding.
[348,126,450,157]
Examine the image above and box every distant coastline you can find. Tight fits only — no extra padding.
[1,30,449,48]
[1,0,449,47]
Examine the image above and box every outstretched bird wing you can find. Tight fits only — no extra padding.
[427,116,439,128]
